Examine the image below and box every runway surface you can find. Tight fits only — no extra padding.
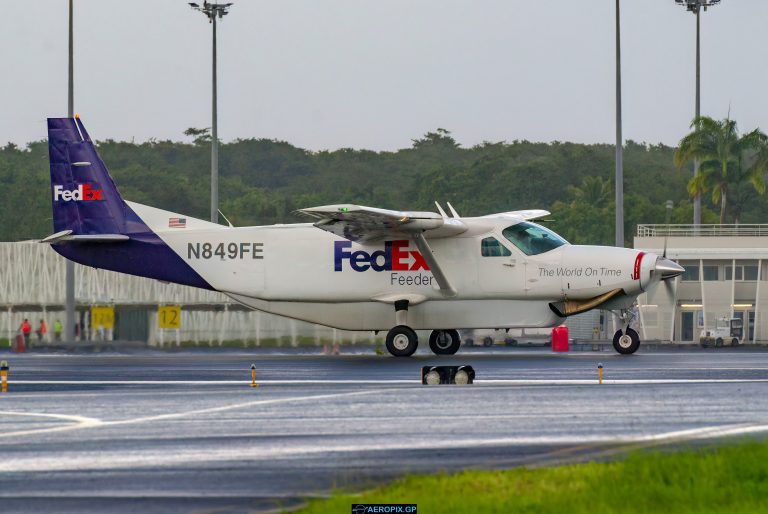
[2,346,768,513]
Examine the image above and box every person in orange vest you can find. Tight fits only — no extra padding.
[19,319,32,347]
[36,319,48,342]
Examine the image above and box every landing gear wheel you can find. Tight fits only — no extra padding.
[429,330,461,355]
[385,325,418,357]
[612,328,640,355]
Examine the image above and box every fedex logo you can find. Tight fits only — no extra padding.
[334,240,430,272]
[53,184,104,202]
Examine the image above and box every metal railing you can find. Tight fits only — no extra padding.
[637,224,768,237]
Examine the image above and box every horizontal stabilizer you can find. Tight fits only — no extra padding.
[40,230,130,244]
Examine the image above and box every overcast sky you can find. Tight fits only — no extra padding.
[2,0,767,150]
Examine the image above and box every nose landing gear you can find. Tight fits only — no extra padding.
[612,308,640,355]
[612,327,640,354]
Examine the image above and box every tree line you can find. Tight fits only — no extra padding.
[1,117,765,245]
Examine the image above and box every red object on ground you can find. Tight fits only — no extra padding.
[12,334,26,353]
[552,325,569,352]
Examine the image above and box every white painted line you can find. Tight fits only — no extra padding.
[103,389,382,426]
[0,411,103,438]
[6,378,768,386]
[478,378,768,385]
[635,422,768,443]
[4,379,414,385]
[4,420,768,473]
[0,389,383,438]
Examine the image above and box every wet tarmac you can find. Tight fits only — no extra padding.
[2,347,768,513]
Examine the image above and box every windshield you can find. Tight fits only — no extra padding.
[502,222,568,256]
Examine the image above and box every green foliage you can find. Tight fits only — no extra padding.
[0,130,756,245]
[297,440,768,514]
[675,116,768,224]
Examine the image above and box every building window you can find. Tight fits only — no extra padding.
[702,265,719,281]
[725,264,759,281]
[681,262,699,282]
[481,237,511,257]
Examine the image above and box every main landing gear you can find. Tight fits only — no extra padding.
[386,325,419,357]
[428,329,460,355]
[384,300,461,357]
[612,309,640,355]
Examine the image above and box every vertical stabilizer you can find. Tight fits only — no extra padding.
[48,117,127,235]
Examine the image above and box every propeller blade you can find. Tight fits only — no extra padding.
[664,277,674,297]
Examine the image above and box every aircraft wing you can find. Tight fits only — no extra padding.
[299,204,464,296]
[482,209,550,221]
[298,204,467,243]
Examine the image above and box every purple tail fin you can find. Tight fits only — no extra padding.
[46,117,213,290]
[48,117,128,235]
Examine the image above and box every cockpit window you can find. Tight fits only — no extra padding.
[481,237,512,257]
[502,222,568,256]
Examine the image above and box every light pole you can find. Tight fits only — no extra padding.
[615,0,624,248]
[673,0,722,226]
[189,2,233,224]
[65,0,76,344]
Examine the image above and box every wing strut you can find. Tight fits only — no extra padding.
[411,232,457,297]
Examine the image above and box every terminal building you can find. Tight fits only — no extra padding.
[634,224,768,344]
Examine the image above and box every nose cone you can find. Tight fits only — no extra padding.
[656,257,684,280]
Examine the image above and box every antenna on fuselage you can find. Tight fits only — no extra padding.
[446,202,460,218]
[217,209,235,228]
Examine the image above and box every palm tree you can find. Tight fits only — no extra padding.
[674,116,767,224]
[569,176,612,207]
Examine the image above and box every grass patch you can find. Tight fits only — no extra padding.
[296,440,768,514]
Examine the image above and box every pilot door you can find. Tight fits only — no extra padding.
[477,236,526,296]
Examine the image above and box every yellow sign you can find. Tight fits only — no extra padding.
[158,305,182,329]
[91,306,115,330]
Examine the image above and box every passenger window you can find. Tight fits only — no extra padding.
[481,237,512,257]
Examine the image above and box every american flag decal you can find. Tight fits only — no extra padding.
[169,217,187,228]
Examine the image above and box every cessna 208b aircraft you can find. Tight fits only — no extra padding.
[43,117,684,357]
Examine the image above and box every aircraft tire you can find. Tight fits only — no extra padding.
[429,329,461,355]
[612,328,640,355]
[386,326,418,357]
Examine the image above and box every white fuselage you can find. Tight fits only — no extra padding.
[130,202,654,332]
